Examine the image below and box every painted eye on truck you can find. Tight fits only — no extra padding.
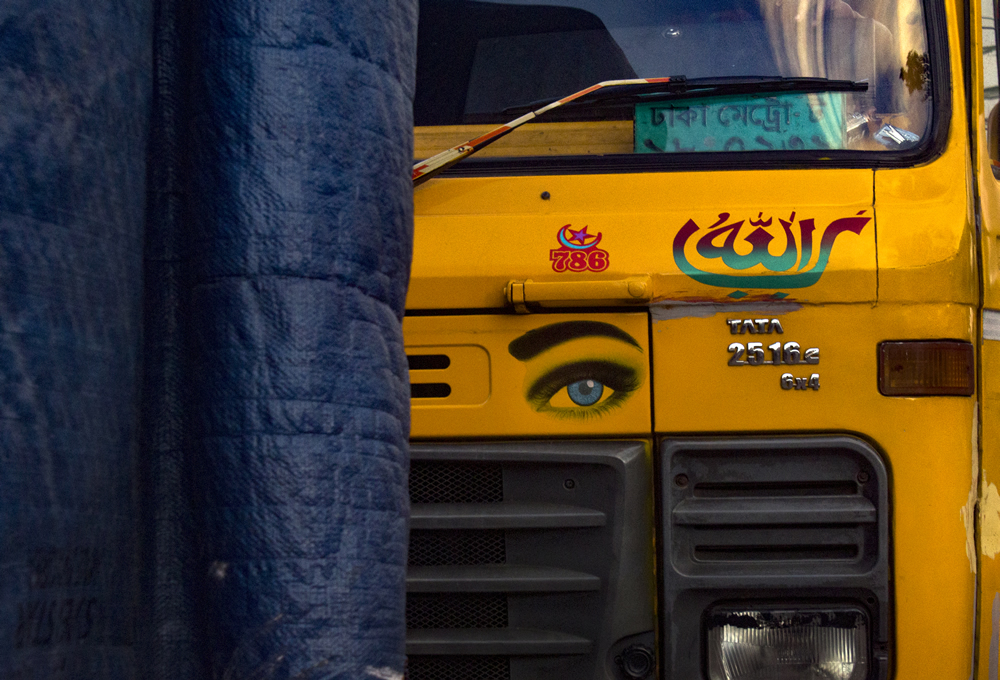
[508,321,646,420]
[568,379,602,405]
[525,359,641,419]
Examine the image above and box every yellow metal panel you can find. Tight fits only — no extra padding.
[975,0,1000,311]
[975,0,1000,666]
[971,0,1000,666]
[652,301,977,679]
[874,133,976,305]
[652,301,973,426]
[409,168,875,310]
[874,0,976,307]
[978,56,1000,309]
[979,327,1000,680]
[405,312,651,438]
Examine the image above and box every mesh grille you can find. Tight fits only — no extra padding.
[408,530,506,567]
[410,461,503,504]
[407,656,510,680]
[406,593,508,629]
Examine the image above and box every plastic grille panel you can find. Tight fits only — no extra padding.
[668,443,881,576]
[406,441,655,680]
[407,656,510,680]
[408,529,506,566]
[660,436,891,680]
[410,461,503,503]
[407,593,509,629]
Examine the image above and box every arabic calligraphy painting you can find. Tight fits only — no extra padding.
[672,210,871,290]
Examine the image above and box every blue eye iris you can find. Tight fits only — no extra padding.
[567,379,604,406]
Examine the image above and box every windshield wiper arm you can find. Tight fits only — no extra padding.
[413,77,676,185]
[412,76,867,186]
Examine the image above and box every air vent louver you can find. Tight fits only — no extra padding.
[668,440,881,576]
[660,436,891,680]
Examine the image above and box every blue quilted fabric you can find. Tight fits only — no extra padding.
[1,0,416,677]
[186,1,416,678]
[0,0,152,677]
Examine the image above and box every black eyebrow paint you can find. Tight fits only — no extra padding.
[508,321,641,361]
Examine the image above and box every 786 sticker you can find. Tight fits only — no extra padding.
[550,224,609,272]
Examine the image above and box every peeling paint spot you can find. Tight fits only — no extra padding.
[650,301,802,321]
[982,474,1000,560]
[977,402,1000,563]
[365,666,404,680]
[964,406,979,572]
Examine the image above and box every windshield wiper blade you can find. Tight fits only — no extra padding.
[412,76,867,186]
[501,76,867,115]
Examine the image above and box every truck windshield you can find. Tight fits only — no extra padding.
[414,0,935,157]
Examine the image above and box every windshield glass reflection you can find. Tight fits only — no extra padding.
[415,0,933,154]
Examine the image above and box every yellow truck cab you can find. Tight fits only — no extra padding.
[403,1,1000,678]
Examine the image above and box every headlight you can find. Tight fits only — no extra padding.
[706,607,869,680]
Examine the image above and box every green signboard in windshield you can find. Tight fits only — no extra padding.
[635,92,845,153]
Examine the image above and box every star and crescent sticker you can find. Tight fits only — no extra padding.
[558,224,603,250]
[568,226,595,245]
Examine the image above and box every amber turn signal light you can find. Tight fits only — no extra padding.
[878,341,975,396]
